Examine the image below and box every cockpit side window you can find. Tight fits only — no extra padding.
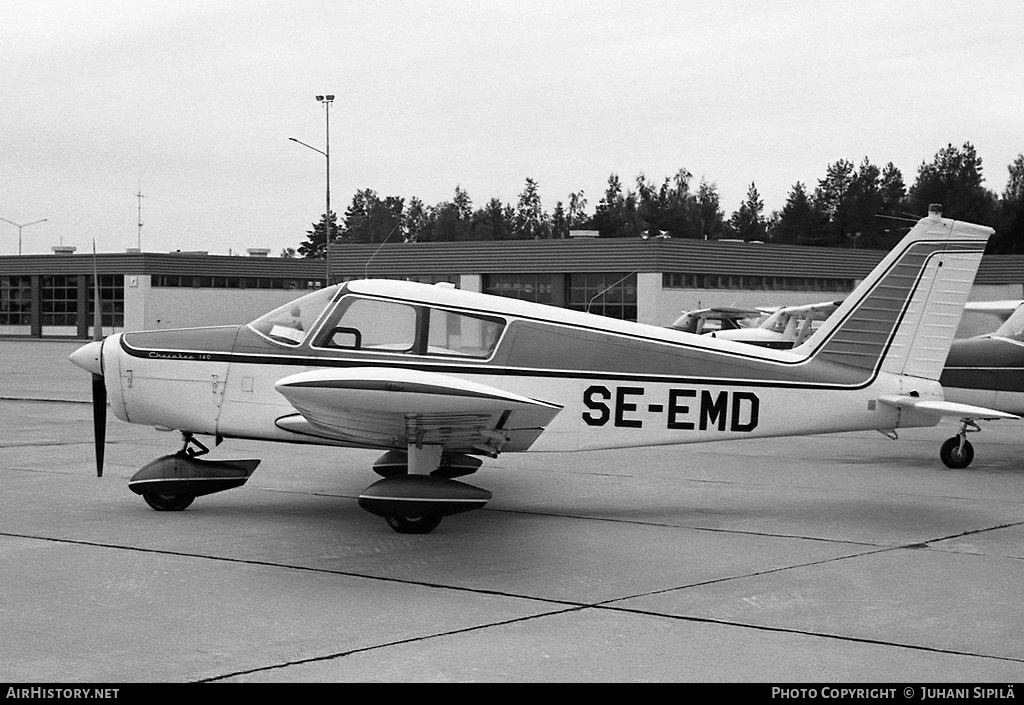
[247,286,338,346]
[313,297,418,352]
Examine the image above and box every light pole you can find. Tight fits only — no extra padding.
[289,93,334,285]
[1,217,47,255]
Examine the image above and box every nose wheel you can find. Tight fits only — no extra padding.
[142,491,196,511]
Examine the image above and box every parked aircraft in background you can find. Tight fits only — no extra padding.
[668,306,763,335]
[955,300,1024,339]
[706,300,841,350]
[675,298,1024,469]
[678,299,1024,351]
[70,209,1015,532]
[940,304,1024,451]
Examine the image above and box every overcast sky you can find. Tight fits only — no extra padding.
[2,0,1022,256]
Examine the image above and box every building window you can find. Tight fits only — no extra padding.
[152,275,325,289]
[662,273,855,293]
[568,272,637,321]
[86,275,125,329]
[483,274,553,304]
[41,276,78,327]
[0,276,32,327]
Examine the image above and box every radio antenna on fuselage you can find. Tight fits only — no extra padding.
[363,223,402,280]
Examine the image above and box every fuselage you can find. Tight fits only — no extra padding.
[942,335,1024,415]
[84,279,939,455]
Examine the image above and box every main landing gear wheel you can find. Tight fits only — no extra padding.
[142,491,196,511]
[940,437,974,469]
[385,512,443,534]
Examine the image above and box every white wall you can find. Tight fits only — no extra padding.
[636,273,662,325]
[459,274,482,293]
[129,284,318,331]
[122,274,148,332]
[968,284,1024,301]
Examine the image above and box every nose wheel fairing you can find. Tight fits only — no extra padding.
[128,453,260,510]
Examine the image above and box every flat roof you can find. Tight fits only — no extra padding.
[2,239,1023,284]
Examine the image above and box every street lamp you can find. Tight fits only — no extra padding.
[289,93,335,285]
[1,217,47,255]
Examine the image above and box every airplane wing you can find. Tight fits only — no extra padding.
[669,307,762,333]
[878,395,1019,420]
[784,300,843,315]
[274,367,563,455]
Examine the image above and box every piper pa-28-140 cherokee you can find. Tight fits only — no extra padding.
[69,208,1017,533]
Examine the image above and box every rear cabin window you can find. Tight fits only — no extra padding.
[427,308,504,358]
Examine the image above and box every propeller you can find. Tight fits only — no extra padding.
[91,240,106,477]
[69,338,107,477]
[92,366,106,477]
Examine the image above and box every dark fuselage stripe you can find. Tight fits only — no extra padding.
[121,336,871,390]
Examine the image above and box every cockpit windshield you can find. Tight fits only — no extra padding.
[991,305,1024,342]
[247,286,339,346]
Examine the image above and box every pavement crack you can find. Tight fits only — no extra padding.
[593,606,1024,665]
[197,608,586,682]
[0,530,587,608]
[923,520,1024,546]
[594,546,896,608]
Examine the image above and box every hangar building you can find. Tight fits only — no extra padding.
[2,236,1023,339]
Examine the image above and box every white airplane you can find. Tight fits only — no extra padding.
[667,306,764,335]
[955,299,1024,339]
[69,209,1017,533]
[941,302,1024,440]
[696,297,1024,468]
[698,299,1024,350]
[707,300,842,349]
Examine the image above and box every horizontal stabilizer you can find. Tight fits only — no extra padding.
[878,395,1019,420]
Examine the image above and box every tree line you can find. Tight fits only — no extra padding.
[290,143,1024,256]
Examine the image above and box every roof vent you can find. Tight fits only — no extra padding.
[569,229,599,239]
[928,203,943,217]
[247,248,271,257]
[51,245,76,255]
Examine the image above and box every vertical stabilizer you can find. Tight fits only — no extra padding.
[797,207,992,382]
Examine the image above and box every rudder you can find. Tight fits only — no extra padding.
[796,207,992,382]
